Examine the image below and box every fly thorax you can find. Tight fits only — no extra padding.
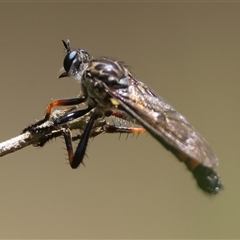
[81,59,130,108]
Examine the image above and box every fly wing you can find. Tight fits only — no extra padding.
[108,73,218,168]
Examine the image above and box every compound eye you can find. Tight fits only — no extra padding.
[63,51,77,73]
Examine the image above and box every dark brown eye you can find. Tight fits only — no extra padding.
[63,51,77,73]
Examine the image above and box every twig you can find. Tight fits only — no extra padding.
[0,109,107,158]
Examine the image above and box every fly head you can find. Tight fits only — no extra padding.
[59,40,91,80]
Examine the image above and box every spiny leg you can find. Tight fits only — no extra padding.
[72,123,147,141]
[22,97,86,133]
[33,107,145,150]
[35,107,93,146]
[62,111,99,169]
[63,110,146,169]
[102,123,146,134]
[54,107,92,126]
[37,129,63,147]
[105,109,140,125]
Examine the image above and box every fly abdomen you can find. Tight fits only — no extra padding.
[192,165,222,194]
[175,151,222,194]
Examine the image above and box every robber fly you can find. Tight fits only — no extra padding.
[23,40,222,194]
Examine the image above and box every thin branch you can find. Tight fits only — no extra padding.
[0,109,106,158]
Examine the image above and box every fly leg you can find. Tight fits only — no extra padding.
[22,97,86,133]
[61,111,99,169]
[104,109,146,135]
[37,129,63,147]
[34,107,93,147]
[105,109,140,125]
[59,109,145,169]
[71,123,147,141]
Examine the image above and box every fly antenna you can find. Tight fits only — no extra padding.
[62,39,71,53]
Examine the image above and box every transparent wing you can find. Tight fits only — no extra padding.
[107,73,218,168]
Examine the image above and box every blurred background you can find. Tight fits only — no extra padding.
[0,2,240,239]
